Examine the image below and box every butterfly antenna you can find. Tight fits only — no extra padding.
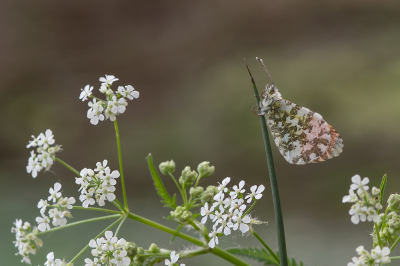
[256,57,274,85]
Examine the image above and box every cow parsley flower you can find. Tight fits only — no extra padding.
[11,219,43,264]
[80,85,93,101]
[343,175,382,225]
[86,231,130,266]
[347,245,390,266]
[200,178,266,248]
[81,76,139,125]
[76,161,119,208]
[44,252,63,266]
[26,129,61,178]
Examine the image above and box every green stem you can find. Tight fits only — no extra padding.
[390,235,400,251]
[194,175,203,188]
[115,216,127,237]
[375,223,383,248]
[168,173,184,198]
[126,212,250,266]
[55,157,80,176]
[73,206,121,215]
[243,200,257,216]
[69,216,123,264]
[113,198,125,212]
[252,230,280,264]
[114,120,128,210]
[391,256,400,260]
[246,62,288,266]
[180,248,209,259]
[36,214,121,236]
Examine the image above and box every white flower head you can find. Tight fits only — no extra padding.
[48,182,62,203]
[165,251,179,266]
[350,175,369,195]
[230,180,246,199]
[218,177,231,192]
[245,184,265,203]
[200,202,215,224]
[80,85,93,101]
[371,246,390,264]
[99,75,119,86]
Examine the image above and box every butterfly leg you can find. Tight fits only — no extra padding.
[252,105,263,116]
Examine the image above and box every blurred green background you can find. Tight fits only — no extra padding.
[2,0,400,265]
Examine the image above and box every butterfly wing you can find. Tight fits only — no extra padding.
[265,99,343,164]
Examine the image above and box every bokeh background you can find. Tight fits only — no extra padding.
[2,0,400,265]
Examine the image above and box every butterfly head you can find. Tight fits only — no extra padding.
[259,84,282,114]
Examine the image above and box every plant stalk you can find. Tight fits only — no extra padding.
[114,119,129,210]
[246,61,288,266]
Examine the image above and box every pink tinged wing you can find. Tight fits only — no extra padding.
[265,99,343,164]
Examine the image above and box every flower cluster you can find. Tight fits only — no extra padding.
[200,177,265,248]
[343,175,382,224]
[44,252,67,266]
[80,75,139,125]
[11,219,43,264]
[36,182,75,232]
[26,129,61,178]
[348,246,390,266]
[86,231,131,266]
[165,251,185,266]
[76,160,119,208]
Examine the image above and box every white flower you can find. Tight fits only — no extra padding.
[217,177,231,192]
[27,153,42,178]
[349,203,367,224]
[111,250,131,266]
[208,226,222,248]
[37,199,49,214]
[104,107,117,121]
[347,256,366,266]
[95,160,108,174]
[85,257,100,266]
[350,175,369,195]
[245,185,265,203]
[44,252,63,266]
[118,85,139,100]
[58,196,76,210]
[230,180,246,199]
[165,251,179,266]
[101,167,120,186]
[102,231,117,251]
[48,209,67,227]
[371,246,390,264]
[366,207,380,223]
[98,185,116,206]
[87,99,105,125]
[80,85,93,101]
[228,198,246,214]
[232,212,251,233]
[27,135,41,148]
[343,189,358,203]
[48,183,62,203]
[80,192,95,208]
[213,192,225,208]
[200,202,215,224]
[38,129,55,149]
[89,238,105,257]
[100,75,119,86]
[36,215,51,232]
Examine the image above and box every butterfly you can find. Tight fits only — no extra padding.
[255,57,343,165]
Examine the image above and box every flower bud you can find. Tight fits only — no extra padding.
[189,186,204,198]
[170,206,193,223]
[179,166,198,187]
[159,160,175,175]
[372,186,380,196]
[100,85,107,93]
[201,185,219,204]
[87,169,95,177]
[106,89,113,96]
[149,243,160,253]
[123,242,138,258]
[388,194,400,212]
[197,161,215,178]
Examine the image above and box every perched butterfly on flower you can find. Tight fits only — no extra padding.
[254,57,343,165]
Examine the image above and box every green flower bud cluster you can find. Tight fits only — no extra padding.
[197,161,215,178]
[388,194,400,212]
[159,160,175,175]
[189,186,204,199]
[200,186,219,204]
[179,166,198,187]
[374,210,400,246]
[170,206,193,223]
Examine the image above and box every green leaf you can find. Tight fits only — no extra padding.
[148,154,176,208]
[170,224,184,243]
[227,248,304,266]
[379,174,387,212]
